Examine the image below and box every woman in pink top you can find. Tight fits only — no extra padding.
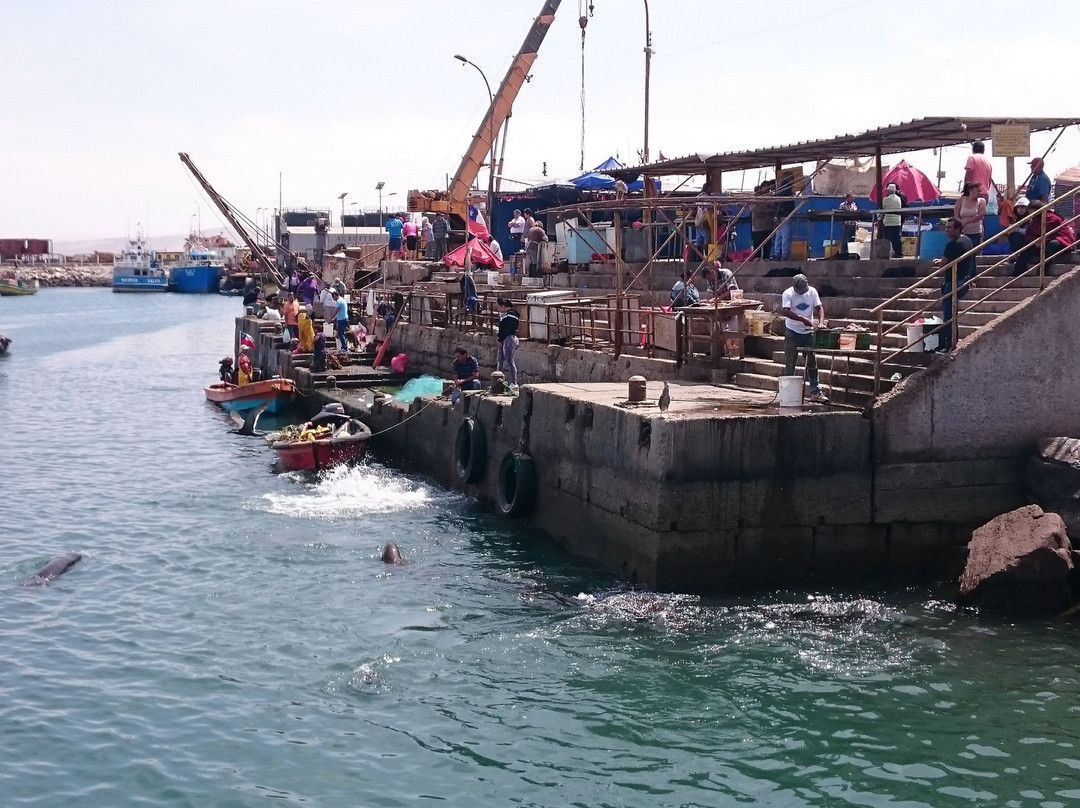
[954,182,987,250]
[402,218,419,258]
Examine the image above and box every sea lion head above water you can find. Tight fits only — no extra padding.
[381,542,404,565]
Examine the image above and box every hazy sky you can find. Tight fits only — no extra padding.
[3,0,1079,242]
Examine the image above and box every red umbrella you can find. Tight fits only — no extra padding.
[443,239,504,270]
[869,160,942,203]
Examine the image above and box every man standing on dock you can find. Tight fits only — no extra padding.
[331,290,349,352]
[496,297,520,389]
[385,213,404,259]
[781,273,828,403]
[431,213,449,261]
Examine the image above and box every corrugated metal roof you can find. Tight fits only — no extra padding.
[615,117,1080,177]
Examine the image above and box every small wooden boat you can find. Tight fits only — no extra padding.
[0,334,11,354]
[269,403,371,472]
[0,276,38,296]
[204,377,295,414]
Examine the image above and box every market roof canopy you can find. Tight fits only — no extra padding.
[612,117,1080,178]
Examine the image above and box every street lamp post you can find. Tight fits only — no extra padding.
[455,54,497,230]
[338,192,348,229]
[642,0,652,166]
[375,181,385,227]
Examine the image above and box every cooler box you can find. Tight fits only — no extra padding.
[525,290,577,341]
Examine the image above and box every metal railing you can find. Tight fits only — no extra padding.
[870,184,1080,395]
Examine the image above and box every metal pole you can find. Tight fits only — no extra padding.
[642,0,652,165]
[455,56,497,230]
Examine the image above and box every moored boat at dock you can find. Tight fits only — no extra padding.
[169,249,224,293]
[112,235,168,292]
[204,377,295,414]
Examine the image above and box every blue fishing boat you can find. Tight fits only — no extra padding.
[169,249,223,293]
[112,235,168,292]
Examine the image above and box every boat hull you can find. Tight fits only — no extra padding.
[113,274,169,292]
[170,264,222,294]
[204,379,295,414]
[0,281,37,296]
[274,436,370,471]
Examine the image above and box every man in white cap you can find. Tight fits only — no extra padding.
[881,183,904,258]
[781,273,828,403]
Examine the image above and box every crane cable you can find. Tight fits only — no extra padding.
[578,1,594,172]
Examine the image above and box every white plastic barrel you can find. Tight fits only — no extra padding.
[778,375,803,407]
[905,324,924,352]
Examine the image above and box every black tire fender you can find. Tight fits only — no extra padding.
[496,452,536,517]
[454,418,487,484]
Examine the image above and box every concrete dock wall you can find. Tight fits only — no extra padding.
[355,385,905,592]
[871,269,1080,526]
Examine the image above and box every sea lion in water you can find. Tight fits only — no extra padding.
[26,553,82,586]
[381,542,404,565]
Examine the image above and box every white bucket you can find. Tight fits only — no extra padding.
[778,375,803,407]
[486,270,498,286]
[906,324,924,352]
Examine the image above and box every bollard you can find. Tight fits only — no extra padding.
[628,375,647,403]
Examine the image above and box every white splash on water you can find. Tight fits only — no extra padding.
[261,464,431,518]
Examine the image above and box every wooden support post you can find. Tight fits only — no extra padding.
[1006,156,1016,198]
[875,143,884,208]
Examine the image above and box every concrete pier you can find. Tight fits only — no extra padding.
[326,381,964,593]
[241,261,1080,592]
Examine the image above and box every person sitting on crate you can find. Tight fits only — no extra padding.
[780,273,829,404]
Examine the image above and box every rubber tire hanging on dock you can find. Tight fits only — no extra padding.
[496,452,536,517]
[454,418,487,484]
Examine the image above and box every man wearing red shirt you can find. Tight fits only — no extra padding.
[964,141,994,201]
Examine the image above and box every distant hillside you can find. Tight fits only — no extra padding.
[53,231,237,256]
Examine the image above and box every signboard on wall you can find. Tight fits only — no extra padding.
[991,124,1031,157]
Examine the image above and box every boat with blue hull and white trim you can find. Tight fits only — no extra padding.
[112,235,168,292]
[169,249,223,293]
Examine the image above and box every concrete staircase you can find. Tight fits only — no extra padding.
[729,256,1057,408]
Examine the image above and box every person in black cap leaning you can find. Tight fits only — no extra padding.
[780,273,829,403]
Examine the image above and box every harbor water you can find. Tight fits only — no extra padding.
[1,289,1080,807]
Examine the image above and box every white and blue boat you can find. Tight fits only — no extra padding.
[169,249,224,294]
[112,235,168,292]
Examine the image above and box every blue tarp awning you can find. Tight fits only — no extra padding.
[569,157,646,191]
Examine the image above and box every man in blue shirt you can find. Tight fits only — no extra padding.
[1027,157,1052,206]
[385,214,404,258]
[452,348,481,392]
[670,269,700,307]
[331,290,349,351]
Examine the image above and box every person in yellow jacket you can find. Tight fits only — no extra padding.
[236,353,255,386]
[297,305,315,352]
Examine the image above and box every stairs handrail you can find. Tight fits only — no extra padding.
[869,183,1080,318]
[871,189,1080,395]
